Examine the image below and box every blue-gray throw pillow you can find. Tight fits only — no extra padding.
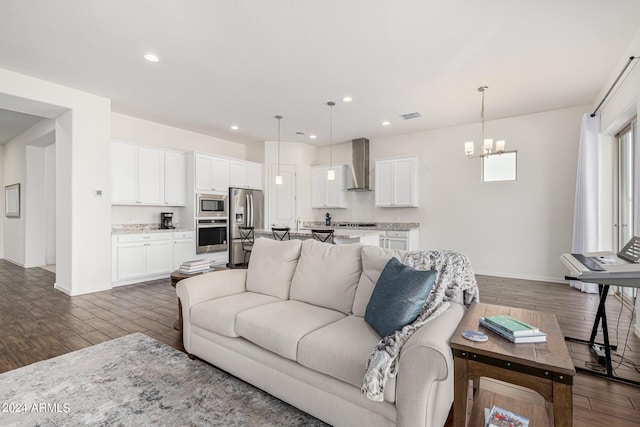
[364,258,437,338]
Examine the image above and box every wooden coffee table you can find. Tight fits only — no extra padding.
[450,302,575,427]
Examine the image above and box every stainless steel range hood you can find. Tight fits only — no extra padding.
[348,138,371,191]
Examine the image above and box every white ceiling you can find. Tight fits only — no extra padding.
[0,0,639,146]
[0,108,44,144]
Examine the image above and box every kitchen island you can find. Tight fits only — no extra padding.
[254,228,383,246]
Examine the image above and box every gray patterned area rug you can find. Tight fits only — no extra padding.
[0,333,327,426]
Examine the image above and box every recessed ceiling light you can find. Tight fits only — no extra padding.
[309,135,317,139]
[382,121,390,126]
[144,53,160,62]
[342,96,353,102]
[230,125,239,130]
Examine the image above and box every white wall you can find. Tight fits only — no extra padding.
[0,145,3,258]
[25,145,46,267]
[0,66,112,296]
[111,112,248,227]
[314,105,587,282]
[45,144,56,264]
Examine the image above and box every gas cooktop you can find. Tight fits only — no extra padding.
[337,223,377,228]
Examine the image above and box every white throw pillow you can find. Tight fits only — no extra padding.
[246,237,303,299]
[289,239,363,314]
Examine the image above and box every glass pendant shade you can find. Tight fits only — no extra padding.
[275,175,283,185]
[327,169,335,181]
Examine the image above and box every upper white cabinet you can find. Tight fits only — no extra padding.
[230,160,263,189]
[112,141,186,206]
[136,146,165,205]
[375,156,419,207]
[164,151,187,206]
[112,143,138,204]
[311,164,348,209]
[195,154,229,193]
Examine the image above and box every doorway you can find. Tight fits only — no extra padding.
[269,164,296,229]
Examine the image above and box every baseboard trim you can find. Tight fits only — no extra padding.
[474,270,566,284]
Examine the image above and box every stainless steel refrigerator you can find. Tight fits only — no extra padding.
[228,187,264,266]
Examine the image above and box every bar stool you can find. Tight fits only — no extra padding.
[311,229,334,244]
[272,227,290,241]
[238,226,255,267]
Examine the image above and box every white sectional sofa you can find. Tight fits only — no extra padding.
[177,237,466,427]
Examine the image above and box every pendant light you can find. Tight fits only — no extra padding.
[464,86,507,158]
[275,115,283,185]
[327,101,336,181]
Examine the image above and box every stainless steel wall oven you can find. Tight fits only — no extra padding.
[196,218,228,253]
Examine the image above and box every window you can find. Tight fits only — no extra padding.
[617,119,637,250]
[615,119,637,302]
[482,152,517,182]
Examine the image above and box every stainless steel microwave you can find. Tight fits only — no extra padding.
[197,193,227,218]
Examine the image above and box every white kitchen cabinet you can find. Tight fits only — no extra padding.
[172,231,196,270]
[195,154,229,193]
[164,151,187,206]
[137,146,165,205]
[374,156,419,207]
[379,230,419,251]
[113,233,174,285]
[112,141,186,206]
[112,143,138,204]
[311,164,348,208]
[246,162,263,189]
[230,160,262,189]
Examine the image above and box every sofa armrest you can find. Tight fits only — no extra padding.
[176,269,247,351]
[395,303,465,427]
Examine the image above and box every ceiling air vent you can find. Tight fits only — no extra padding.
[400,112,422,120]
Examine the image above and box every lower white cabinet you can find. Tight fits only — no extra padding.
[379,230,419,251]
[112,232,180,285]
[173,231,196,270]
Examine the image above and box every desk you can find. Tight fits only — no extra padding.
[451,303,575,427]
[561,252,640,386]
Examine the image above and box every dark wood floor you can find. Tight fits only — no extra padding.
[0,260,639,425]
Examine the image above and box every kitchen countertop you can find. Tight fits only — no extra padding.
[112,224,194,235]
[254,228,384,239]
[302,221,420,231]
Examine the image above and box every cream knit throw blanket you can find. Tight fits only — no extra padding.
[361,249,479,402]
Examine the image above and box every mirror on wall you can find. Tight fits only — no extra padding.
[5,183,20,218]
[482,152,517,182]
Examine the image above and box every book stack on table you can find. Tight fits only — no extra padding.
[479,315,547,343]
[179,259,212,274]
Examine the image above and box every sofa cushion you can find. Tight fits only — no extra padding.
[365,258,437,338]
[190,292,281,337]
[298,315,397,403]
[290,239,363,314]
[246,237,302,299]
[236,300,345,361]
[352,246,407,317]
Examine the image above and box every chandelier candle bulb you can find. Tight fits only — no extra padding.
[465,142,474,156]
[483,139,493,154]
[496,140,506,152]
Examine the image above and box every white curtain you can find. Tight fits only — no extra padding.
[570,113,601,293]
